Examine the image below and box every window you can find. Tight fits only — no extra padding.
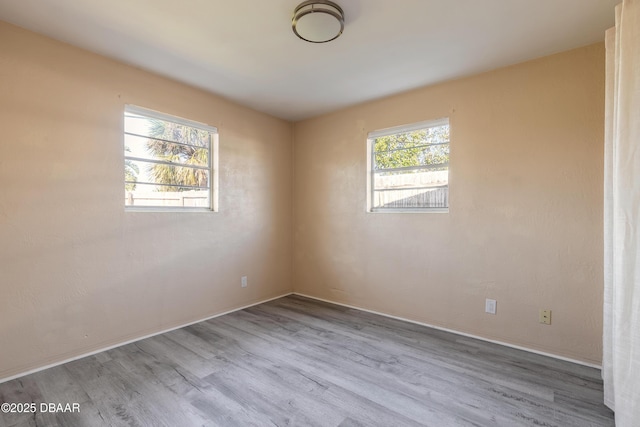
[367,118,450,212]
[124,105,218,211]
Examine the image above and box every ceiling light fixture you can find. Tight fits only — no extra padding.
[292,0,344,43]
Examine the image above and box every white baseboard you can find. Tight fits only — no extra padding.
[293,292,602,370]
[0,292,294,384]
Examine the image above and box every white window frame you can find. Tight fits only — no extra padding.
[124,105,219,212]
[366,118,450,213]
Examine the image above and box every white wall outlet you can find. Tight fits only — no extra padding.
[241,276,248,288]
[485,298,497,315]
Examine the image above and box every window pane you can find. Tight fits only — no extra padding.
[125,160,209,189]
[125,113,210,148]
[125,183,209,208]
[374,124,449,150]
[374,143,449,170]
[125,133,209,167]
[374,169,448,184]
[373,187,448,209]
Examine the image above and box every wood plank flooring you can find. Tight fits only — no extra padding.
[0,295,615,426]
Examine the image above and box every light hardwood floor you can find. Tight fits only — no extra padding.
[0,295,614,426]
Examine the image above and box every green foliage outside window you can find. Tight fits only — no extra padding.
[373,125,449,171]
[145,119,210,191]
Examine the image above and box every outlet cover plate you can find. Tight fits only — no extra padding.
[241,276,248,288]
[540,309,551,325]
[485,299,497,315]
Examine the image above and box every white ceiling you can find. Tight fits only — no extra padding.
[0,0,617,121]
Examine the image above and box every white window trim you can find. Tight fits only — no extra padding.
[366,118,450,213]
[124,105,219,212]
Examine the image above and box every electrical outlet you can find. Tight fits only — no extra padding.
[241,276,248,288]
[485,298,497,315]
[539,309,551,325]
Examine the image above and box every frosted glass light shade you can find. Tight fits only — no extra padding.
[292,1,344,43]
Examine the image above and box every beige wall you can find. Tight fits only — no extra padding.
[0,22,293,380]
[293,44,605,364]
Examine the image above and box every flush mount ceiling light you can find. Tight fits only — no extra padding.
[292,0,344,43]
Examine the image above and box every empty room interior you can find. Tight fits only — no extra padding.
[1,1,639,426]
